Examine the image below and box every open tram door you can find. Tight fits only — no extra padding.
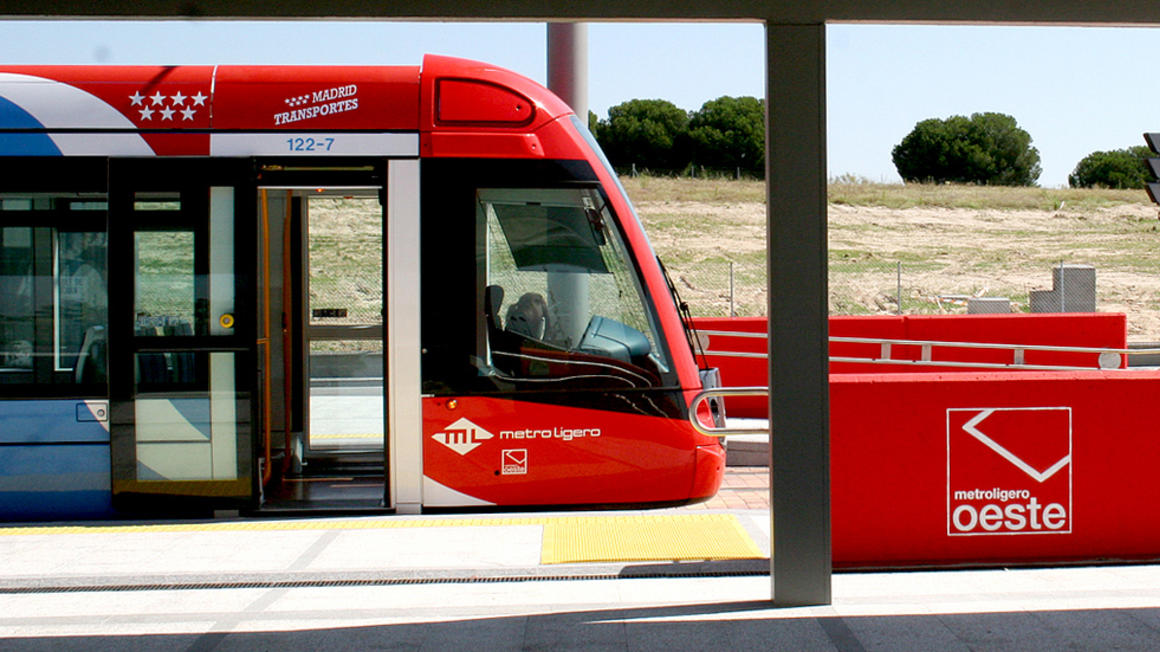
[107,156,421,515]
[255,158,421,514]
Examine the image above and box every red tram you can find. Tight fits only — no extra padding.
[0,55,724,517]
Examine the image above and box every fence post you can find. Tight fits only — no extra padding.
[1058,259,1065,312]
[729,261,736,317]
[896,261,902,315]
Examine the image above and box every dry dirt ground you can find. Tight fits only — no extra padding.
[635,199,1160,339]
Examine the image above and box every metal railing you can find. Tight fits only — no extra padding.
[687,330,1160,438]
[689,387,771,437]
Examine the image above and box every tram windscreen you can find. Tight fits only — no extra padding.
[478,187,672,385]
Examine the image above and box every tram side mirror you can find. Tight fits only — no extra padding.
[577,316,650,365]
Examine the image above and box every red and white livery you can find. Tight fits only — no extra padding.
[0,55,724,518]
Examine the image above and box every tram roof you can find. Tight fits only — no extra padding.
[0,54,573,136]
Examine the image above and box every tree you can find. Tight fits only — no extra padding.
[892,112,1041,186]
[688,96,765,175]
[595,99,690,173]
[1068,146,1152,189]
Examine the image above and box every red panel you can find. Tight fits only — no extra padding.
[436,78,534,125]
[1,65,214,132]
[693,314,1129,418]
[419,54,570,137]
[0,64,419,139]
[691,444,727,499]
[140,132,210,156]
[903,313,1127,371]
[421,395,719,506]
[831,371,1160,567]
[423,132,543,159]
[212,65,420,131]
[830,315,908,373]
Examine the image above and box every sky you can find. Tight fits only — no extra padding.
[0,20,1157,187]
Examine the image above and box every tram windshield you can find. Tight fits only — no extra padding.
[479,187,672,387]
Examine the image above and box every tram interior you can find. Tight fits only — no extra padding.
[259,187,387,512]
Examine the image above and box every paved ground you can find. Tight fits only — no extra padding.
[2,467,1159,650]
[682,466,769,511]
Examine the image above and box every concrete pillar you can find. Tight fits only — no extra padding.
[767,22,832,607]
[547,22,588,118]
[546,22,591,345]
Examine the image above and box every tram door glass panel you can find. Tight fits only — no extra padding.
[132,197,241,484]
[478,187,672,386]
[133,351,240,482]
[305,192,383,452]
[109,163,252,506]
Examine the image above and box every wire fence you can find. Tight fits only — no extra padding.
[667,261,762,318]
[308,197,383,327]
[666,257,1159,340]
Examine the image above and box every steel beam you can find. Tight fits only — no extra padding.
[6,1,1160,24]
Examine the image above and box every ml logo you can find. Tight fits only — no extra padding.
[432,417,495,456]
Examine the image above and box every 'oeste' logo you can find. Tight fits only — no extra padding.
[947,407,1072,536]
[432,417,495,456]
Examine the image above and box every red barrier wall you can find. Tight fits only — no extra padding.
[694,313,1128,417]
[830,370,1160,568]
[692,316,768,417]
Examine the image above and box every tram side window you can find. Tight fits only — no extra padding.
[477,188,672,389]
[60,231,108,374]
[0,196,107,387]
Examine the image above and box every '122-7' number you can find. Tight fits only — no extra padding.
[287,137,335,152]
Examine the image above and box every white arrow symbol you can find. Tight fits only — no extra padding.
[962,409,1070,483]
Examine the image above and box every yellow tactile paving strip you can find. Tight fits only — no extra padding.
[0,514,763,564]
[539,514,763,564]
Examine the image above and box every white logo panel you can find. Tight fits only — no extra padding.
[947,407,1072,536]
[432,417,495,456]
[501,449,528,475]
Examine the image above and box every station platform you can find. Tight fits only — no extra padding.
[1,468,1159,649]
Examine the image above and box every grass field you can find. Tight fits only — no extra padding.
[622,176,1148,210]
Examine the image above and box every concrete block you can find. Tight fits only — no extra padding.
[967,297,1011,314]
[1030,289,1058,313]
[725,435,769,466]
[1054,264,1096,312]
[1032,265,1097,312]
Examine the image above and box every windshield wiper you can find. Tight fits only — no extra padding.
[657,256,708,367]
